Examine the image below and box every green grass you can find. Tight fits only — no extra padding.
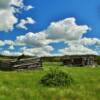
[0,62,100,100]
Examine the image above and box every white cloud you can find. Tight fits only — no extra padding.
[0,9,18,32]
[15,17,91,46]
[0,0,22,32]
[4,40,15,45]
[22,46,54,57]
[17,17,35,30]
[45,17,99,56]
[16,32,51,47]
[46,17,90,41]
[0,0,34,32]
[80,37,100,46]
[0,40,15,47]
[59,44,97,55]
[1,50,22,56]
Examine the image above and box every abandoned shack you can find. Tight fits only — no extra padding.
[62,55,96,67]
[0,56,42,71]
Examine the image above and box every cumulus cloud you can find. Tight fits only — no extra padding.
[1,50,22,56]
[15,17,92,45]
[80,37,100,46]
[4,40,15,45]
[0,9,18,31]
[17,17,35,30]
[45,17,99,56]
[16,32,51,47]
[0,0,34,32]
[59,44,97,55]
[0,0,21,31]
[0,39,15,48]
[22,46,54,57]
[46,17,90,41]
[1,45,54,57]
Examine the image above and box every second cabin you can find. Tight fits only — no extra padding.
[62,55,96,67]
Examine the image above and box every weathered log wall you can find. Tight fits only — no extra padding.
[0,58,42,71]
[62,55,96,67]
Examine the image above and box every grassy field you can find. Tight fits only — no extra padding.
[0,62,100,100]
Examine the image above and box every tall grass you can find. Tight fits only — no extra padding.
[0,62,99,100]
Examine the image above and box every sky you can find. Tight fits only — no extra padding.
[0,0,100,56]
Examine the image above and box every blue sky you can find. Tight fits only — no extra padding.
[0,0,100,56]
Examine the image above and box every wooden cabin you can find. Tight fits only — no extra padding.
[62,55,96,67]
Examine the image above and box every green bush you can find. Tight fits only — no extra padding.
[40,68,73,87]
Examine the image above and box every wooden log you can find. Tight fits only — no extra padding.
[0,57,42,71]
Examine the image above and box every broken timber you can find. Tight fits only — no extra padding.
[0,57,42,71]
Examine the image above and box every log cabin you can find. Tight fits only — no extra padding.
[62,55,96,67]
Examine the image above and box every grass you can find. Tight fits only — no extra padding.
[0,62,99,100]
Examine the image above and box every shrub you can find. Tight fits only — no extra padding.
[40,68,73,87]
